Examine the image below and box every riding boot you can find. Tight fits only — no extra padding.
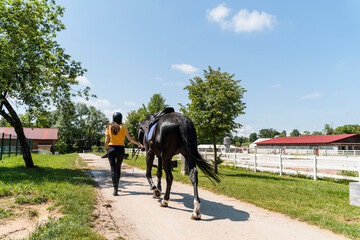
[111,172,118,196]
[116,171,121,193]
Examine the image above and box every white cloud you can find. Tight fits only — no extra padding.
[76,76,91,86]
[235,125,254,137]
[124,101,138,107]
[207,4,276,33]
[301,92,322,100]
[171,64,199,75]
[76,98,112,108]
[232,9,276,33]
[207,3,230,22]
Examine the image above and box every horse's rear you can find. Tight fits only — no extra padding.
[139,111,219,220]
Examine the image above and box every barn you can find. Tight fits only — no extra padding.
[255,134,360,155]
[0,127,58,153]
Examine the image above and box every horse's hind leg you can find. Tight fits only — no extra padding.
[189,161,201,220]
[159,161,173,207]
[153,157,162,199]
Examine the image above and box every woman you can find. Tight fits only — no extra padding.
[105,112,143,196]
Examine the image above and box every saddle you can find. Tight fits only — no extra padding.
[144,107,175,141]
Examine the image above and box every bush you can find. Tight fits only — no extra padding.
[53,140,67,154]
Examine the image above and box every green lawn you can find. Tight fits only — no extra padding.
[124,155,360,239]
[0,154,103,240]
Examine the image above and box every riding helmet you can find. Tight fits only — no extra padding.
[113,112,122,124]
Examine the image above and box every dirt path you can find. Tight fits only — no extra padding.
[79,153,349,240]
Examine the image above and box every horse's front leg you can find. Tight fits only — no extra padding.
[146,151,156,191]
[189,161,201,220]
[153,156,162,199]
[159,160,173,207]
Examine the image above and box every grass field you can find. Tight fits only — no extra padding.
[0,154,103,240]
[124,155,360,239]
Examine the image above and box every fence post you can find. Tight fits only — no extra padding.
[234,151,236,168]
[15,138,18,156]
[254,153,257,172]
[279,154,283,176]
[30,139,33,154]
[358,158,360,182]
[8,134,11,157]
[313,155,317,181]
[0,133,3,160]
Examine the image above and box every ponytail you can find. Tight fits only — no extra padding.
[110,121,120,135]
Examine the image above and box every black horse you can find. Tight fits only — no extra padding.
[138,110,220,220]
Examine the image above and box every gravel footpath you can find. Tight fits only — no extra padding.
[79,153,349,240]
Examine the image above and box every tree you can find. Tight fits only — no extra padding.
[0,0,89,167]
[249,132,258,143]
[125,109,142,142]
[258,128,279,138]
[181,66,246,173]
[18,110,55,128]
[334,125,360,135]
[0,117,10,127]
[82,105,109,149]
[147,93,169,114]
[281,130,287,137]
[302,131,311,136]
[290,129,301,137]
[323,123,334,135]
[232,135,248,147]
[51,103,108,152]
[312,131,323,136]
[52,102,77,152]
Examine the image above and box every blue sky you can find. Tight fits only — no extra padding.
[57,0,360,137]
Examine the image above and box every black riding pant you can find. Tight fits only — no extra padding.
[107,145,125,188]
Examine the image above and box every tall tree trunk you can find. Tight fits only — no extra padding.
[12,120,35,168]
[213,135,218,174]
[0,96,35,168]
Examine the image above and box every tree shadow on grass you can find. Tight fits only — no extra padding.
[0,166,96,187]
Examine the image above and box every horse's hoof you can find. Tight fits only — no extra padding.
[191,213,201,220]
[159,199,169,207]
[153,189,161,199]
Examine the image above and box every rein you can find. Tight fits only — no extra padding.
[128,145,141,168]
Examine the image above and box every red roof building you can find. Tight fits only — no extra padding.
[255,134,360,154]
[0,127,58,153]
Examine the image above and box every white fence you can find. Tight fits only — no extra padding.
[118,148,360,181]
[200,151,360,181]
[251,148,360,156]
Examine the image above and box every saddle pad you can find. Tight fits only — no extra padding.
[146,123,157,141]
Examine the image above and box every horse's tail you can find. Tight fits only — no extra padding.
[179,115,220,183]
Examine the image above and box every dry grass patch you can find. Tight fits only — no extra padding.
[0,198,64,239]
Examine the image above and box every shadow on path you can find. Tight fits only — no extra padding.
[169,191,249,222]
[91,168,249,222]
